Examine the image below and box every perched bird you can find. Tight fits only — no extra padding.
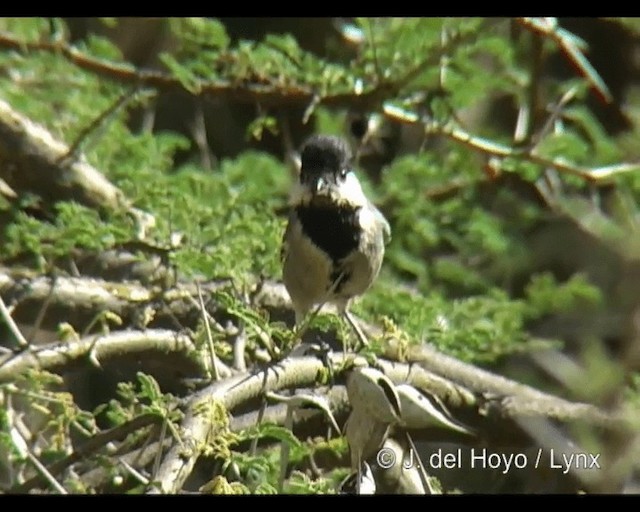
[281,134,391,346]
[338,461,376,495]
[344,367,402,493]
[372,437,432,495]
[395,384,474,435]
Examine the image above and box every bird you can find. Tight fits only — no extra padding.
[338,461,376,495]
[372,437,432,495]
[344,366,402,493]
[281,134,391,347]
[394,384,474,435]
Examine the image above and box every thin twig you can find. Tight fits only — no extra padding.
[404,431,437,494]
[151,418,168,481]
[232,329,247,372]
[12,413,161,493]
[25,449,67,494]
[27,274,57,344]
[0,329,198,383]
[0,294,29,349]
[190,99,214,171]
[383,106,640,183]
[278,405,294,493]
[196,281,219,381]
[366,19,382,83]
[58,86,139,165]
[119,458,150,486]
[515,17,613,104]
[249,367,271,457]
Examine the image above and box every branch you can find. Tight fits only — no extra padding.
[0,27,486,113]
[0,329,201,383]
[0,266,229,336]
[0,98,128,211]
[148,351,618,494]
[383,104,640,183]
[148,356,331,494]
[515,17,613,104]
[0,268,626,429]
[381,344,614,426]
[11,413,162,493]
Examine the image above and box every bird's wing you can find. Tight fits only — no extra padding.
[279,212,296,264]
[371,203,391,245]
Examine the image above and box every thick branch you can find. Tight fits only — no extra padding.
[0,329,201,382]
[149,352,617,494]
[0,27,480,113]
[0,266,229,336]
[0,99,128,211]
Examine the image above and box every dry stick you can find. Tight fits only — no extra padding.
[149,352,616,495]
[25,448,68,494]
[9,425,68,494]
[80,438,170,490]
[343,309,370,349]
[382,103,639,183]
[196,281,219,381]
[435,120,639,182]
[288,270,348,354]
[58,86,139,166]
[403,431,436,495]
[0,98,127,211]
[249,371,270,457]
[514,28,543,144]
[151,419,169,482]
[189,99,214,171]
[278,404,295,493]
[232,329,247,372]
[27,274,57,345]
[515,17,613,104]
[148,356,334,494]
[0,294,29,349]
[118,458,150,486]
[12,413,161,493]
[0,329,197,383]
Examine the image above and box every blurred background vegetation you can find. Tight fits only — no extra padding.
[1,17,640,494]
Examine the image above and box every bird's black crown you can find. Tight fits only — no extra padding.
[300,135,352,176]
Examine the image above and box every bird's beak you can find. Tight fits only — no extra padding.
[312,175,329,195]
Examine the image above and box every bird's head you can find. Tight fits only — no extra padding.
[292,135,368,208]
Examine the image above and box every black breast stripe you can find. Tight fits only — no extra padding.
[295,204,361,263]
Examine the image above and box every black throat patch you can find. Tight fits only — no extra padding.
[295,203,361,264]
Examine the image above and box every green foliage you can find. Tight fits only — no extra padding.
[524,272,603,318]
[358,283,533,362]
[3,202,136,267]
[2,370,99,460]
[99,372,181,427]
[1,17,639,494]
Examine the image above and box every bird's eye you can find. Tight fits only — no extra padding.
[339,168,350,180]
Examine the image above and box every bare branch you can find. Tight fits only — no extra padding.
[12,413,161,493]
[0,98,128,211]
[0,293,29,350]
[0,329,200,383]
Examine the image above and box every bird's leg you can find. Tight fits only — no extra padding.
[404,431,438,494]
[288,270,348,354]
[343,309,370,350]
[278,404,295,493]
[291,300,325,347]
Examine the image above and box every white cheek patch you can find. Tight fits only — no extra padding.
[358,205,377,232]
[336,172,368,207]
[289,171,369,207]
